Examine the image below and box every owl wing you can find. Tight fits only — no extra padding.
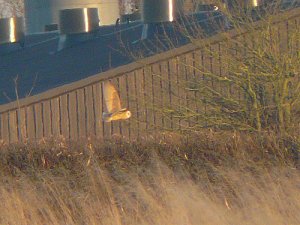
[103,81,122,113]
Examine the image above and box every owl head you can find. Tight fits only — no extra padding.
[125,110,132,119]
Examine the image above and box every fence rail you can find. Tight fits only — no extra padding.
[1,8,299,144]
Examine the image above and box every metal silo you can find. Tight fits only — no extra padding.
[24,0,120,33]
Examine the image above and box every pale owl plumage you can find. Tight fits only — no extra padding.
[102,81,131,122]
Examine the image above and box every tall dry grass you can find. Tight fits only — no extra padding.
[0,131,299,224]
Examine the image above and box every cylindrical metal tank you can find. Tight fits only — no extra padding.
[250,0,263,7]
[142,0,184,23]
[24,0,120,33]
[224,0,263,9]
[0,17,24,45]
[58,8,100,51]
[59,8,99,34]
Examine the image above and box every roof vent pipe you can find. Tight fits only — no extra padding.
[141,0,183,39]
[58,8,99,50]
[0,17,24,45]
[0,17,25,55]
[142,0,183,23]
[249,0,263,8]
[223,0,263,10]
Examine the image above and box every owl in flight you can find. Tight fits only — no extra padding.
[102,80,132,122]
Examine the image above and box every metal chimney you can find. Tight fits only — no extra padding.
[224,0,263,10]
[250,0,263,8]
[58,8,99,50]
[59,8,99,35]
[0,17,24,54]
[141,0,184,40]
[0,17,24,45]
[142,0,184,23]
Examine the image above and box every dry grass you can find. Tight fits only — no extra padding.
[0,131,299,224]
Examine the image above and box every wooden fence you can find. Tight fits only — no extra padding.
[0,8,299,144]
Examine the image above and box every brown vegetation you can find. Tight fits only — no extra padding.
[0,131,299,224]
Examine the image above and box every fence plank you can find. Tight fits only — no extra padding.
[68,92,78,140]
[1,112,9,142]
[237,34,247,104]
[214,43,223,89]
[93,82,104,139]
[77,89,86,139]
[60,94,70,139]
[127,72,139,140]
[134,68,146,137]
[18,107,27,141]
[34,104,44,139]
[144,66,155,134]
[85,86,95,138]
[152,63,164,131]
[185,52,198,128]
[218,41,230,98]
[8,110,18,143]
[210,44,220,90]
[164,59,174,130]
[26,105,36,140]
[160,61,169,130]
[202,46,215,126]
[193,50,204,124]
[51,98,61,138]
[168,57,181,131]
[42,101,52,138]
[178,55,189,129]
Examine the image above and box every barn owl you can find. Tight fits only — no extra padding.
[102,81,131,122]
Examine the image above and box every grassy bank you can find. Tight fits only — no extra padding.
[0,131,299,224]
